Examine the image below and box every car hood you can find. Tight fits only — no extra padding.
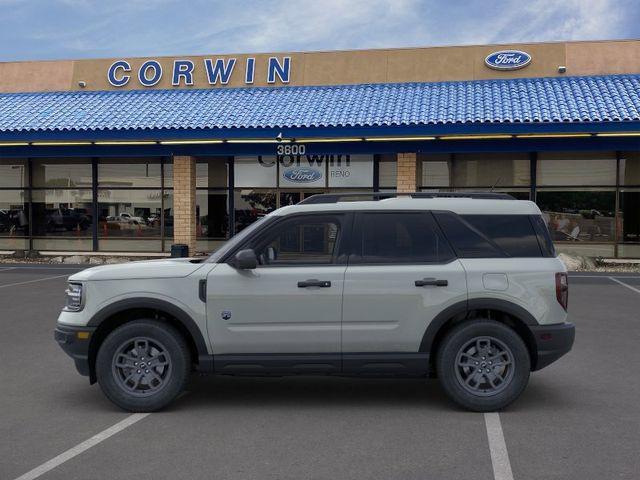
[68,258,207,281]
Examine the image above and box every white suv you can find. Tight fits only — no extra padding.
[55,193,574,412]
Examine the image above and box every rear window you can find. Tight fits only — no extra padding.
[530,215,556,257]
[461,215,543,257]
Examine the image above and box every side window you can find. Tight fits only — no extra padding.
[434,212,503,258]
[253,216,341,266]
[462,215,543,257]
[353,212,454,264]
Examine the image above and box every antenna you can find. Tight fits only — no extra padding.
[489,176,502,192]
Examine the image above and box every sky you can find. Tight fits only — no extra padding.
[0,0,638,61]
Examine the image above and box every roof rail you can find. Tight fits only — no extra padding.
[298,191,515,205]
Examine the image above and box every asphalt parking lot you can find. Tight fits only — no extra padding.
[0,264,639,480]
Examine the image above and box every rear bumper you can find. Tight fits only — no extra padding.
[530,322,575,371]
[54,324,96,378]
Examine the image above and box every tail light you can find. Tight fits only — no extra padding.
[555,272,569,311]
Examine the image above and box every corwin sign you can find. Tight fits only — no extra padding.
[107,57,291,87]
[484,50,532,71]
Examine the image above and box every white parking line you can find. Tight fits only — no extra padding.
[12,413,150,480]
[0,267,16,272]
[608,276,640,294]
[484,412,514,480]
[0,266,85,270]
[0,274,69,289]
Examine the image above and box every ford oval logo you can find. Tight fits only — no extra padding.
[485,50,532,71]
[283,168,322,183]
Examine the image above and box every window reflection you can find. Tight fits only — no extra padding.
[537,191,615,242]
[98,158,162,187]
[234,190,276,232]
[31,190,93,237]
[620,191,640,243]
[98,190,162,238]
[0,190,28,237]
[0,160,27,188]
[537,152,616,186]
[32,159,92,188]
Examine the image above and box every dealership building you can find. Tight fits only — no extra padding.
[0,39,639,257]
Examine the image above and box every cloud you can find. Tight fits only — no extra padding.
[483,0,626,44]
[0,0,636,61]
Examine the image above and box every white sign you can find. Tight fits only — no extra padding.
[234,156,277,187]
[328,155,373,187]
[234,154,374,189]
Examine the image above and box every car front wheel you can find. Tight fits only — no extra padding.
[96,320,190,412]
[436,319,530,412]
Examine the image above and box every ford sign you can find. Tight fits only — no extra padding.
[485,50,532,71]
[283,168,323,183]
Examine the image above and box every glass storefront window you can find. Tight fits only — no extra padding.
[234,189,276,232]
[422,160,451,187]
[32,158,92,188]
[327,155,373,188]
[619,152,640,186]
[235,156,277,188]
[163,158,229,188]
[0,159,27,188]
[98,158,162,187]
[452,188,530,200]
[196,191,229,240]
[453,153,530,187]
[0,190,28,237]
[536,190,615,243]
[31,189,93,237]
[537,152,616,186]
[98,189,162,238]
[378,154,397,189]
[619,190,640,243]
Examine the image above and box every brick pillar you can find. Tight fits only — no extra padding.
[396,153,419,193]
[172,156,197,255]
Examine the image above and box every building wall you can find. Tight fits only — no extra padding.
[0,40,639,93]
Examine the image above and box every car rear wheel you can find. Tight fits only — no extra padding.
[436,319,530,412]
[96,320,190,412]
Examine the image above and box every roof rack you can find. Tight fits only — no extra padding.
[298,191,515,205]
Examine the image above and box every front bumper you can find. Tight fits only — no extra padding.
[530,322,575,371]
[54,324,96,377]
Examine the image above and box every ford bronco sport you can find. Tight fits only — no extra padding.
[55,192,575,412]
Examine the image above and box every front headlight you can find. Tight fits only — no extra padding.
[64,283,84,312]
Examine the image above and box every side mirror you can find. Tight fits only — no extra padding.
[233,249,258,270]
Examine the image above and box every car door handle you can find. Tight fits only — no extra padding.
[297,279,332,288]
[415,278,448,287]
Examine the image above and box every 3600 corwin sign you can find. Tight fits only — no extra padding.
[484,50,532,71]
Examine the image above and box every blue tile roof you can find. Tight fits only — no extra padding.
[0,74,638,134]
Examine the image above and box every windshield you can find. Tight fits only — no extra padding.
[206,215,272,263]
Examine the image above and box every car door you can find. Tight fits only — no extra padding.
[341,211,467,373]
[206,213,350,370]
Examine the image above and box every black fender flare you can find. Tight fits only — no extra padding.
[87,297,210,359]
[419,298,539,353]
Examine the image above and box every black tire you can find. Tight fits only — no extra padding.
[96,319,190,412]
[436,319,530,412]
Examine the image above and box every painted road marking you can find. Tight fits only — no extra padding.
[0,274,69,289]
[0,265,86,270]
[484,412,514,480]
[608,276,640,294]
[12,413,150,480]
[0,267,16,272]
